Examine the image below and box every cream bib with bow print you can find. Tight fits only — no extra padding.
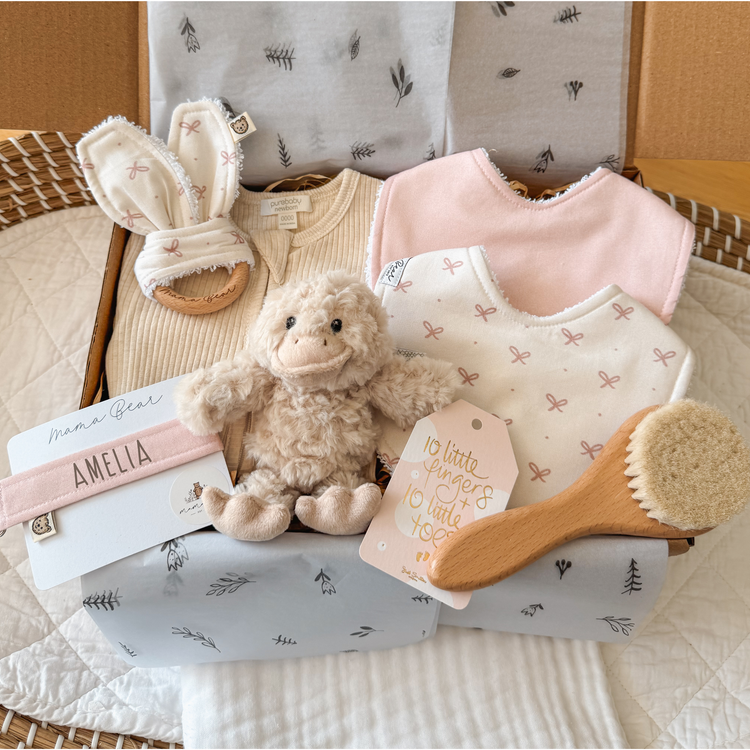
[374,246,695,509]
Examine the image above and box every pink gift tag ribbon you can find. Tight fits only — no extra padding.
[0,419,222,531]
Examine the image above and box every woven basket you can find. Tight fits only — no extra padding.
[0,131,747,747]
[0,706,180,750]
[0,132,92,229]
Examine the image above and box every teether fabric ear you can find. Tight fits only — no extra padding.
[77,118,197,235]
[168,100,242,223]
[77,103,254,300]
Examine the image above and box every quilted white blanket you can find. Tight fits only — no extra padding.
[0,203,748,749]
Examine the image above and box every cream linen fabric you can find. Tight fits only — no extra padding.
[77,100,254,298]
[106,169,382,471]
[374,246,694,508]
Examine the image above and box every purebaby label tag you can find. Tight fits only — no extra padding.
[260,195,313,230]
[360,400,518,609]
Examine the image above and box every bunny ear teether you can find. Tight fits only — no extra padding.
[77,101,254,315]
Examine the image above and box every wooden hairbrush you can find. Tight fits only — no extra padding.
[427,400,750,592]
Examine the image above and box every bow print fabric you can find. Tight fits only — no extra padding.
[77,100,254,300]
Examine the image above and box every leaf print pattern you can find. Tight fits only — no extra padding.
[350,625,383,638]
[277,134,292,169]
[597,616,634,636]
[315,569,337,595]
[599,154,620,171]
[265,44,295,71]
[498,67,520,79]
[555,559,572,579]
[531,145,554,173]
[622,559,642,595]
[162,537,189,572]
[349,29,361,60]
[556,5,582,23]
[490,1,516,18]
[424,143,437,161]
[350,141,376,160]
[522,603,543,616]
[390,59,414,107]
[412,595,434,604]
[206,573,255,596]
[82,589,121,611]
[566,80,584,101]
[172,626,221,652]
[119,642,137,658]
[181,17,200,53]
[273,635,298,645]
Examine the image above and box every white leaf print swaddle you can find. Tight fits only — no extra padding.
[77,99,254,299]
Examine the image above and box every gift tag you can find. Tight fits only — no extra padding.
[360,400,518,609]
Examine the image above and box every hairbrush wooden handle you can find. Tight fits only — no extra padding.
[427,405,711,592]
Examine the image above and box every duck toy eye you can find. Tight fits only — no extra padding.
[330,319,342,333]
[286,316,296,330]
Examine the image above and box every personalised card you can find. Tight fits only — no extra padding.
[360,401,518,609]
[6,377,231,589]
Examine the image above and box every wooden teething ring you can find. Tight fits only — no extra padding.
[152,261,251,315]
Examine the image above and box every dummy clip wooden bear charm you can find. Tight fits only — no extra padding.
[77,99,253,315]
[175,271,460,541]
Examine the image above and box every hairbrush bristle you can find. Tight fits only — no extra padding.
[624,400,750,530]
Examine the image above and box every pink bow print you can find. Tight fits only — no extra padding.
[598,371,621,389]
[163,239,182,257]
[580,440,603,460]
[179,120,201,135]
[562,328,584,346]
[121,209,144,228]
[546,393,568,412]
[193,185,207,201]
[423,321,444,340]
[395,280,413,293]
[221,150,237,165]
[509,346,530,364]
[442,258,464,275]
[475,304,498,321]
[653,348,676,366]
[228,231,245,244]
[79,159,94,170]
[126,161,149,180]
[613,303,634,320]
[458,367,479,386]
[529,462,551,482]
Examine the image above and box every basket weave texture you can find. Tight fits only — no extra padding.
[0,132,92,228]
[0,131,747,748]
[0,706,180,750]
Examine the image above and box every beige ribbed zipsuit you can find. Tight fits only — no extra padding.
[105,169,382,473]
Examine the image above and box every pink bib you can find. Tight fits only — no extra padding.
[368,150,694,323]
